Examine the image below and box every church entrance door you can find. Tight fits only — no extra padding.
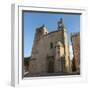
[47,56,54,73]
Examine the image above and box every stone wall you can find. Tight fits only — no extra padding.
[71,32,80,72]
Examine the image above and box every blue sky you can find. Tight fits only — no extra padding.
[23,11,80,57]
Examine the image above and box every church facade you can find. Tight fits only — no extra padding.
[29,18,71,75]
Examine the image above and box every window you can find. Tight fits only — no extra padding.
[58,46,60,49]
[58,51,60,55]
[50,42,53,49]
[45,32,47,34]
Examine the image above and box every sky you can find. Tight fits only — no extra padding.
[23,11,80,59]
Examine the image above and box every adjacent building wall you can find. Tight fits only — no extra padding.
[71,32,80,72]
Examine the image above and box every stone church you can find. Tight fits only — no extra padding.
[29,18,71,75]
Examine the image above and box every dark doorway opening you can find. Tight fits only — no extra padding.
[47,56,54,73]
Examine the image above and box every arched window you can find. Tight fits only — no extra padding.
[50,42,53,49]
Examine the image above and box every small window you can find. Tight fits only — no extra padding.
[50,42,53,49]
[58,51,60,55]
[45,32,47,34]
[58,46,60,49]
[58,51,60,54]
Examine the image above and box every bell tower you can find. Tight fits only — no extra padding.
[57,18,64,30]
[57,18,71,72]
